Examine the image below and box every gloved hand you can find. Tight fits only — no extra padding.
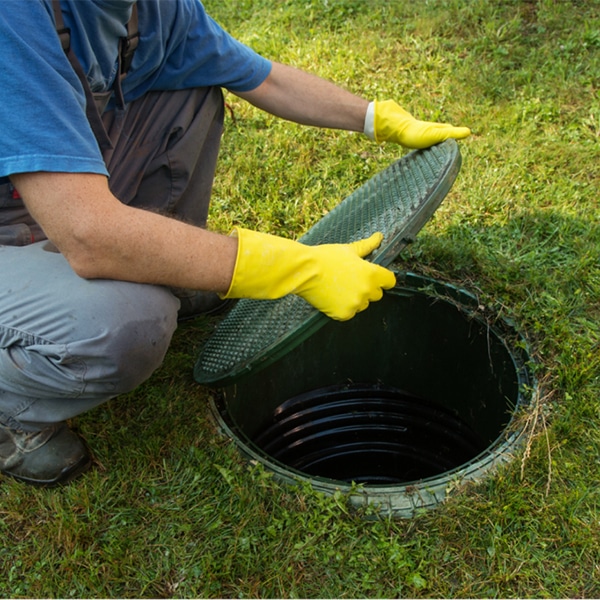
[365,100,471,149]
[221,227,396,321]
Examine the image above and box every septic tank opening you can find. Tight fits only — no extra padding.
[196,142,535,517]
[207,273,535,518]
[252,383,488,485]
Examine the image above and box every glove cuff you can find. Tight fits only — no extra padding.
[363,101,376,140]
[219,226,242,299]
[219,227,313,301]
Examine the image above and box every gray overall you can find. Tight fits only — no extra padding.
[0,2,224,430]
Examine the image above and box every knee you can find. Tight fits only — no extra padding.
[39,283,182,399]
[0,245,181,404]
[86,292,179,396]
[105,314,176,395]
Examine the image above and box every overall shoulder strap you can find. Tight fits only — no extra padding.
[51,0,111,149]
[52,0,139,109]
[119,3,139,76]
[52,0,138,76]
[115,3,139,107]
[52,0,70,52]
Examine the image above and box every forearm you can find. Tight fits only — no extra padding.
[11,172,237,292]
[235,61,369,132]
[12,171,396,322]
[76,208,238,291]
[237,62,471,150]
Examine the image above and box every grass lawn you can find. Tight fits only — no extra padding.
[1,0,599,597]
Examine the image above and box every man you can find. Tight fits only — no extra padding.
[0,0,470,486]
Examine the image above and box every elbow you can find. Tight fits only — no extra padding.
[65,251,102,280]
[61,242,105,279]
[51,226,110,280]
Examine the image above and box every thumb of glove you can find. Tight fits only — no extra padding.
[348,232,385,258]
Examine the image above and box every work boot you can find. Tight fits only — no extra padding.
[175,288,233,321]
[0,421,91,487]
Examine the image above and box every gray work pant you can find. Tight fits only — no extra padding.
[0,86,224,430]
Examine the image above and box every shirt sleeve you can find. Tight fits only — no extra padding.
[122,0,272,101]
[0,1,108,178]
[0,0,272,179]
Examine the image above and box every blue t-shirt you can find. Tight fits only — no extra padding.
[0,0,272,178]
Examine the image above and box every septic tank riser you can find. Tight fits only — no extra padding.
[209,274,535,519]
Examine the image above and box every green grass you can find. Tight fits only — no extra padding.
[1,0,599,597]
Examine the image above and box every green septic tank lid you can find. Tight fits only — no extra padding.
[195,139,462,386]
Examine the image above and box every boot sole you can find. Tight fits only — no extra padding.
[1,453,92,488]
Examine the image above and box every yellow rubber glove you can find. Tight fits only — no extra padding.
[221,227,396,321]
[371,100,471,149]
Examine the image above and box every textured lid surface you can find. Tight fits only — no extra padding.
[195,139,462,385]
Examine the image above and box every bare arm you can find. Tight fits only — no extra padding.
[236,61,471,149]
[11,64,464,299]
[235,61,369,132]
[11,171,237,292]
[10,66,368,291]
